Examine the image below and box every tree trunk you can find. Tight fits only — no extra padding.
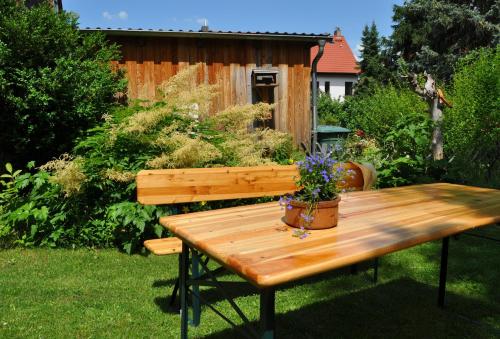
[430,97,444,160]
[409,72,445,161]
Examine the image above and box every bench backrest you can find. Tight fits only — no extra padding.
[136,165,299,205]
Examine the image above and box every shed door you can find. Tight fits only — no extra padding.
[251,69,278,129]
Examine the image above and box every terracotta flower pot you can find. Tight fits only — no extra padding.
[284,196,341,230]
[337,161,364,191]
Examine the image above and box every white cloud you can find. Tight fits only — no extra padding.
[102,10,128,21]
[118,11,128,20]
[102,11,112,20]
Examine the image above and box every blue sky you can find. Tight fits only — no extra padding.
[64,0,404,58]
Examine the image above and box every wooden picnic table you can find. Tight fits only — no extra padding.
[160,183,500,338]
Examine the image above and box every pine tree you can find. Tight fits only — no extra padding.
[391,0,499,81]
[360,22,382,78]
[356,22,388,95]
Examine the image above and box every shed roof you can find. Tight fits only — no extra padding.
[311,31,360,74]
[81,27,332,43]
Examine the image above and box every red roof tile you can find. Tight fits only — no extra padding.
[311,34,360,74]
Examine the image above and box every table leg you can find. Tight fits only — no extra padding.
[438,236,449,308]
[260,288,275,339]
[168,255,181,311]
[190,253,201,326]
[180,243,189,339]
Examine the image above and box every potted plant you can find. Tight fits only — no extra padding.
[280,152,353,238]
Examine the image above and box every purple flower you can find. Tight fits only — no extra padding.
[300,213,314,223]
[311,188,321,197]
[286,204,293,210]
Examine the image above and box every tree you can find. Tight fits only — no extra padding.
[359,23,383,78]
[0,0,126,167]
[408,72,451,160]
[391,0,499,81]
[356,22,396,95]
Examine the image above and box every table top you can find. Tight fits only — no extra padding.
[160,183,500,288]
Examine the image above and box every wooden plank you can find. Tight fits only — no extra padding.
[160,183,500,287]
[137,165,299,204]
[144,39,155,100]
[144,237,182,255]
[124,39,138,99]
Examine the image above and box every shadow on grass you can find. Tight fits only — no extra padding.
[202,278,499,339]
[152,260,378,314]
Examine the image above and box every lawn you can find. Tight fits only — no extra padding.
[1,226,499,338]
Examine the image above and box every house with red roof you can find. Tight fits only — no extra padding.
[311,28,360,101]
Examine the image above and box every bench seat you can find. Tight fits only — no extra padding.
[144,237,182,255]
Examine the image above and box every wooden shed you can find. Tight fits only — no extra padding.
[82,28,331,146]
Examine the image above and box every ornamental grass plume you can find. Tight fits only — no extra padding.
[147,136,222,168]
[156,64,218,118]
[103,169,136,183]
[100,65,291,172]
[40,154,86,196]
[220,138,274,166]
[124,65,217,134]
[212,102,273,134]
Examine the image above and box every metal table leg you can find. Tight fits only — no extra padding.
[260,288,275,339]
[168,254,181,311]
[438,236,449,308]
[180,243,190,339]
[190,251,201,326]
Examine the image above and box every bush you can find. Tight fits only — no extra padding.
[0,0,125,167]
[0,66,296,252]
[444,47,500,187]
[317,92,343,125]
[340,86,432,187]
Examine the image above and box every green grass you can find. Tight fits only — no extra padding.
[1,226,499,338]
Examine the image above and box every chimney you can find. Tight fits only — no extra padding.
[334,27,342,37]
[200,19,209,32]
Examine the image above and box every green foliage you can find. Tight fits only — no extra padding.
[317,92,343,125]
[391,0,499,81]
[444,47,500,187]
[356,22,401,95]
[359,23,381,76]
[0,67,296,252]
[0,0,126,167]
[341,86,428,139]
[340,86,432,187]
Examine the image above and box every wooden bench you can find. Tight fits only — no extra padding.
[138,165,299,255]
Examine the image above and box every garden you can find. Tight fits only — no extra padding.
[1,0,499,338]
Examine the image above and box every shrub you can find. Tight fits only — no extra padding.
[444,47,500,187]
[0,0,126,167]
[317,92,343,125]
[0,66,296,252]
[340,86,432,187]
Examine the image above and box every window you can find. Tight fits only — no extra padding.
[325,81,330,94]
[345,82,353,96]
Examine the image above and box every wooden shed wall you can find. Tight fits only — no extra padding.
[109,36,312,145]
